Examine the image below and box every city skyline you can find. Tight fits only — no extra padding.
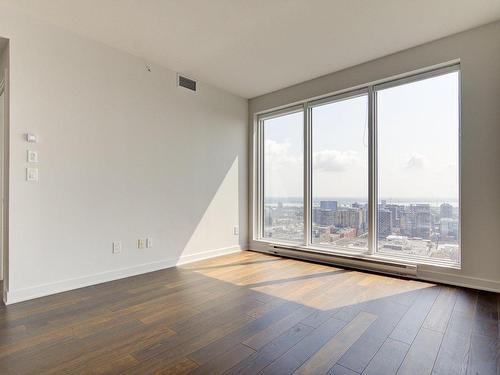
[264,198,459,262]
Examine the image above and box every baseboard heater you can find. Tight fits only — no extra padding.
[267,245,418,278]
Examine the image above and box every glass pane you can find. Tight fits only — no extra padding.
[312,94,369,251]
[263,111,304,242]
[377,71,460,263]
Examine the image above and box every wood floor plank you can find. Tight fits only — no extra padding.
[294,312,377,375]
[396,328,443,375]
[328,364,360,375]
[188,301,303,365]
[390,287,440,344]
[132,309,255,363]
[189,344,255,375]
[466,334,499,375]
[260,317,347,375]
[224,323,314,375]
[362,338,409,375]
[432,330,471,375]
[243,306,314,350]
[337,297,409,373]
[423,286,457,333]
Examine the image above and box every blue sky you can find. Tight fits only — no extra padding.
[264,71,459,203]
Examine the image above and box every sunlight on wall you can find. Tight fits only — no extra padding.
[180,157,240,257]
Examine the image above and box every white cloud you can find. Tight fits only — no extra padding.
[264,139,300,166]
[313,150,359,172]
[405,154,427,170]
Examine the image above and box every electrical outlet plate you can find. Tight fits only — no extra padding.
[26,167,39,182]
[233,226,239,235]
[146,238,153,248]
[112,241,121,254]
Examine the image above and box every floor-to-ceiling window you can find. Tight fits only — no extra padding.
[311,93,369,252]
[256,64,460,267]
[262,109,304,243]
[376,70,460,263]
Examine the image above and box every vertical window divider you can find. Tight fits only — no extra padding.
[367,86,377,255]
[257,117,264,240]
[304,102,312,246]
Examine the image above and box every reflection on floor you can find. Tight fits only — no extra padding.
[0,251,498,374]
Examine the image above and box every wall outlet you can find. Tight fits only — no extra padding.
[146,238,153,248]
[112,241,122,254]
[233,226,239,235]
[138,239,146,249]
[26,167,39,182]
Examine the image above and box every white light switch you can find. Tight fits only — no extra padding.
[233,226,239,235]
[26,167,38,182]
[138,239,145,249]
[146,238,153,248]
[27,150,39,163]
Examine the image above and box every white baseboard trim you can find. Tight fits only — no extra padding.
[418,269,500,293]
[5,245,244,305]
[176,244,247,265]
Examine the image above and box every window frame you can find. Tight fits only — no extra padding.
[308,88,370,253]
[253,62,461,268]
[257,104,305,246]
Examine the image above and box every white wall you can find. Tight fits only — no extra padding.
[0,8,248,303]
[249,21,500,292]
[0,42,8,287]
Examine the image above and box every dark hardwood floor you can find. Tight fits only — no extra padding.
[0,251,498,374]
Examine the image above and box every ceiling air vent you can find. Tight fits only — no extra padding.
[177,75,197,92]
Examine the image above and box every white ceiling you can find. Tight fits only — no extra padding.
[2,0,500,98]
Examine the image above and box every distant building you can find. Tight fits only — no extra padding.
[313,208,335,226]
[412,204,432,239]
[337,227,357,239]
[440,218,458,239]
[386,204,404,227]
[320,200,338,210]
[313,225,333,243]
[440,203,453,218]
[378,209,392,238]
[264,206,273,227]
[398,204,431,239]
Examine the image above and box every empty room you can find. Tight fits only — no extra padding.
[0,1,499,374]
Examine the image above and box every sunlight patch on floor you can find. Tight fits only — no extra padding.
[181,251,436,310]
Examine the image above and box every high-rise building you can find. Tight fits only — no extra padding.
[320,200,338,210]
[334,208,363,231]
[440,218,459,239]
[440,203,453,218]
[378,209,392,238]
[313,208,335,226]
[386,204,404,227]
[412,204,431,239]
[399,204,431,239]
